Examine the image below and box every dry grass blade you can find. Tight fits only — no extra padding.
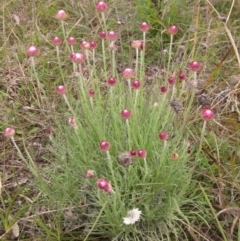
[217,207,240,239]
[230,151,236,178]
[201,147,227,175]
[204,47,233,88]
[199,184,229,241]
[205,0,240,70]
[11,222,20,238]
[217,207,240,217]
[0,175,2,195]
[231,216,240,238]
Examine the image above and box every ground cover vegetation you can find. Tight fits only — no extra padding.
[1,0,240,240]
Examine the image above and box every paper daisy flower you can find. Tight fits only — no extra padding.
[123,208,142,225]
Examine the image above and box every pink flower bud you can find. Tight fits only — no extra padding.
[138,149,147,158]
[88,89,95,97]
[160,86,168,94]
[56,85,67,95]
[97,178,108,189]
[90,41,97,49]
[86,170,95,178]
[96,178,112,193]
[139,22,150,32]
[107,31,117,41]
[99,31,107,39]
[96,1,108,12]
[44,129,52,136]
[121,109,131,119]
[131,80,141,89]
[159,132,169,141]
[69,52,75,60]
[71,53,85,64]
[4,127,15,137]
[131,40,142,49]
[27,46,39,56]
[179,72,186,81]
[107,76,117,85]
[130,149,137,157]
[107,77,117,86]
[80,40,90,49]
[122,68,134,78]
[56,10,67,20]
[168,76,176,85]
[171,152,179,160]
[201,108,214,120]
[140,42,146,51]
[67,37,76,45]
[168,25,178,35]
[69,117,77,129]
[52,37,62,45]
[189,61,201,72]
[104,182,112,193]
[99,141,110,151]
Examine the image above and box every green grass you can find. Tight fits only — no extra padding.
[1,0,240,240]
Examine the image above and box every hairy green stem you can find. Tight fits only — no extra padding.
[112,47,116,77]
[167,34,174,75]
[140,32,146,81]
[83,202,107,241]
[106,151,118,193]
[56,46,65,84]
[135,48,139,79]
[126,119,131,150]
[102,39,107,74]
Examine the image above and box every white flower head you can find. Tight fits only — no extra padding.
[123,208,142,225]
